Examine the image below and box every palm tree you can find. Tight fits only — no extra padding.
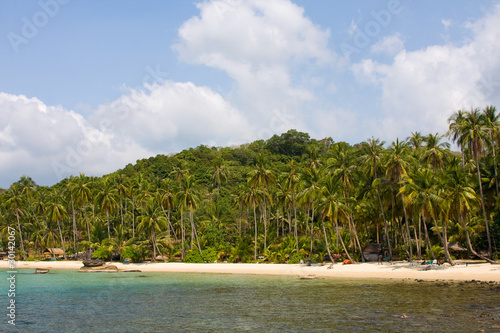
[441,165,496,263]
[137,198,168,261]
[248,154,275,251]
[328,143,363,257]
[176,175,203,257]
[453,108,493,257]
[72,173,92,244]
[47,195,68,260]
[385,139,413,260]
[421,133,451,172]
[244,186,260,260]
[482,105,500,196]
[284,160,300,252]
[212,156,228,201]
[4,183,26,258]
[114,174,130,228]
[400,169,453,264]
[298,166,322,258]
[96,178,118,239]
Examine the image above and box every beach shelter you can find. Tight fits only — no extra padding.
[43,248,65,259]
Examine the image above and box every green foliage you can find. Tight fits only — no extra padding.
[184,250,204,263]
[288,252,305,264]
[121,245,141,262]
[92,245,113,260]
[201,247,218,262]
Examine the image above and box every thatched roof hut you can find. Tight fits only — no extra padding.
[43,248,64,258]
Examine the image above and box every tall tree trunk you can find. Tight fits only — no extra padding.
[310,207,315,257]
[475,154,493,257]
[15,212,25,259]
[56,218,67,260]
[335,219,353,262]
[106,211,111,239]
[458,208,497,264]
[293,191,298,253]
[253,202,258,261]
[322,217,334,262]
[401,200,413,261]
[190,210,203,257]
[71,195,78,259]
[421,215,435,260]
[180,212,185,260]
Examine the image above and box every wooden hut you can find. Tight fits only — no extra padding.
[43,248,64,259]
[362,243,383,262]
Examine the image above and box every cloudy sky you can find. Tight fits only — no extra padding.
[1,0,500,188]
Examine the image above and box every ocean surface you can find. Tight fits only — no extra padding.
[1,268,499,332]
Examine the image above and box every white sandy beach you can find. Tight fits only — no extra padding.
[2,260,499,282]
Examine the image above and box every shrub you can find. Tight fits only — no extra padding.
[184,250,204,263]
[92,245,113,260]
[288,252,305,264]
[121,246,141,262]
[201,247,218,262]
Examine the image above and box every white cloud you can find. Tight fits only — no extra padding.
[174,0,333,131]
[441,19,452,29]
[0,80,252,187]
[352,4,500,142]
[370,33,404,55]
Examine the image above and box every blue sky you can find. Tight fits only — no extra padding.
[1,0,500,187]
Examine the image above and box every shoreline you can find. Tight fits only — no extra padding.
[1,260,499,282]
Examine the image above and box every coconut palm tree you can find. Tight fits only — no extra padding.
[284,160,300,252]
[96,178,118,239]
[4,183,26,258]
[248,154,275,251]
[482,105,500,196]
[46,195,68,260]
[453,108,493,257]
[244,186,260,260]
[137,197,168,261]
[212,156,228,202]
[176,175,203,257]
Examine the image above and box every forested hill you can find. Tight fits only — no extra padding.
[2,109,500,264]
[117,129,320,183]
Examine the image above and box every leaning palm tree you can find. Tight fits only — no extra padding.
[453,108,493,257]
[442,164,497,263]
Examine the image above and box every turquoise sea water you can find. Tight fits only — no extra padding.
[1,269,499,332]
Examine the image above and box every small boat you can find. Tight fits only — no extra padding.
[35,268,50,274]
